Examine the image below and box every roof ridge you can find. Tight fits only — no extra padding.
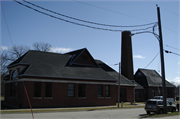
[65,48,86,54]
[28,50,65,55]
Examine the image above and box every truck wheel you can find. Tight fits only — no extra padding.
[146,111,150,114]
[159,109,163,114]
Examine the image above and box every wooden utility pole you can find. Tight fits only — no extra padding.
[157,5,167,114]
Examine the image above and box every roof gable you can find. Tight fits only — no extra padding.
[135,69,175,87]
[66,48,98,67]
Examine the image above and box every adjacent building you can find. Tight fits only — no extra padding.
[134,69,175,102]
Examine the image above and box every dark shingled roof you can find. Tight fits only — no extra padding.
[135,69,175,87]
[134,82,144,89]
[95,60,135,86]
[8,50,117,81]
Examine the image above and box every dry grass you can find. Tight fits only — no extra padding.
[1,96,4,101]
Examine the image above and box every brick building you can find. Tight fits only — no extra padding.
[120,31,175,102]
[134,69,175,102]
[4,48,135,108]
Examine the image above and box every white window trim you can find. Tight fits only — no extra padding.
[33,97,42,99]
[44,97,53,99]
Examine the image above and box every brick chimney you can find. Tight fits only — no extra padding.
[121,31,134,80]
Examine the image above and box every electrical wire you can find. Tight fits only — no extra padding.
[144,52,160,69]
[145,0,180,18]
[144,0,180,36]
[23,0,157,28]
[73,0,152,23]
[165,50,180,56]
[74,0,180,36]
[1,3,13,46]
[166,45,180,51]
[14,0,155,32]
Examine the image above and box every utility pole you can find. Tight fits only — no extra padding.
[118,62,121,108]
[157,5,167,114]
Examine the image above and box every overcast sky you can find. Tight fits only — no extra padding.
[1,0,180,85]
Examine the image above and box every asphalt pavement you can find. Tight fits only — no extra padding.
[1,107,180,119]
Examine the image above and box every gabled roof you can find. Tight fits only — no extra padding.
[95,60,136,86]
[65,48,99,67]
[134,82,144,89]
[8,49,116,82]
[135,69,175,87]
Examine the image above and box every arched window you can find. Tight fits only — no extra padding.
[11,70,18,80]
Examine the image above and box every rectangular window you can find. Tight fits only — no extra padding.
[152,89,158,97]
[34,82,41,97]
[68,84,75,97]
[10,82,17,97]
[98,85,103,97]
[136,91,141,98]
[106,85,110,97]
[167,89,172,97]
[78,84,85,97]
[45,82,52,97]
[120,88,126,98]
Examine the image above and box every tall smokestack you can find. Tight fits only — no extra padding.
[121,31,134,80]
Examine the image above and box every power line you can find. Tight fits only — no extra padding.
[145,0,180,18]
[165,45,180,51]
[165,50,180,56]
[74,0,180,36]
[73,0,152,23]
[14,0,155,32]
[144,52,160,68]
[23,0,157,28]
[1,3,13,46]
[144,0,180,36]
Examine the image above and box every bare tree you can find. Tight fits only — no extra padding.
[1,50,9,96]
[33,42,51,52]
[1,45,29,96]
[8,45,30,62]
[1,51,9,74]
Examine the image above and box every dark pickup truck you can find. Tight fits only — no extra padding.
[145,99,176,114]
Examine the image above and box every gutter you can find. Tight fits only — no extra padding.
[16,74,118,82]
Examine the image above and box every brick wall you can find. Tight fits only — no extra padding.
[6,81,118,108]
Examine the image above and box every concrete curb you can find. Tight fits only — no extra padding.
[1,104,145,113]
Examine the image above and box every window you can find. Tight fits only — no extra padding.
[45,82,52,97]
[137,72,142,76]
[11,70,18,80]
[152,89,158,97]
[34,82,41,97]
[68,84,75,97]
[136,91,141,98]
[10,82,17,97]
[98,85,103,97]
[106,85,110,97]
[78,84,85,97]
[120,88,126,98]
[167,89,172,97]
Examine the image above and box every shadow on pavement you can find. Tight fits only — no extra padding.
[138,113,155,118]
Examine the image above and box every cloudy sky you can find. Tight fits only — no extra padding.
[1,0,180,85]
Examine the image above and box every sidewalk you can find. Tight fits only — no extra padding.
[1,102,145,113]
